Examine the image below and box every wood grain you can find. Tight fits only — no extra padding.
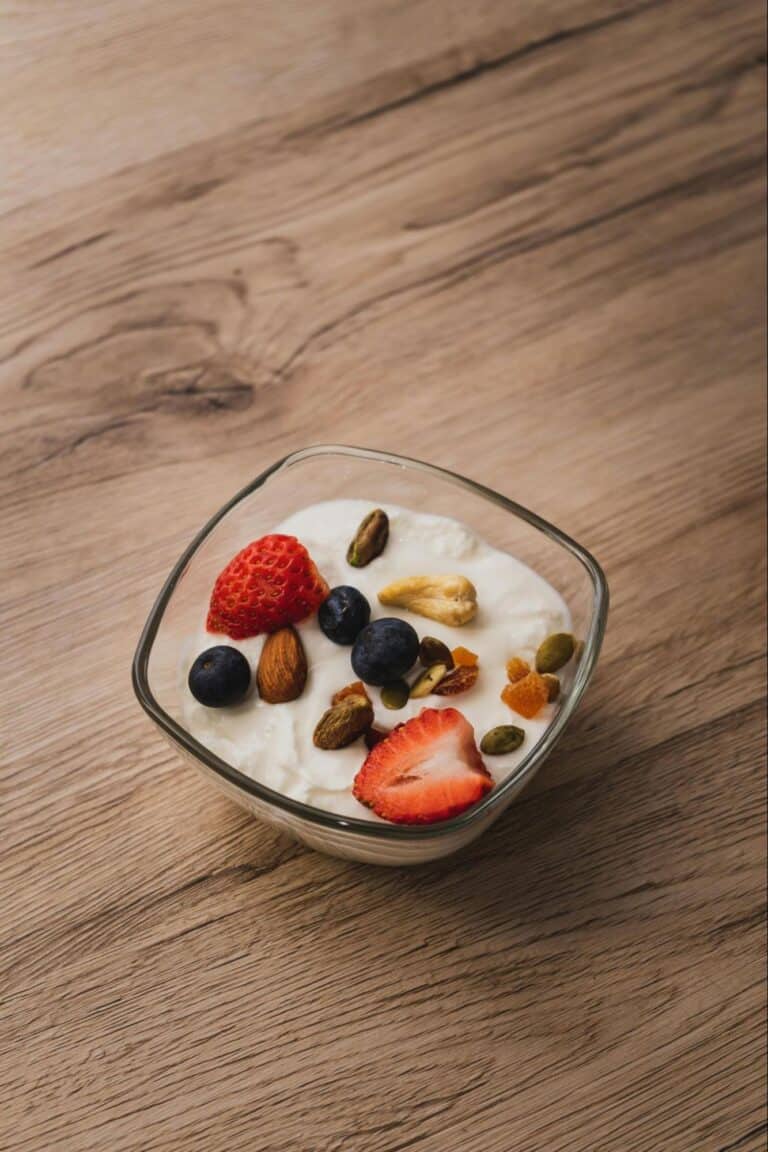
[1,0,766,1149]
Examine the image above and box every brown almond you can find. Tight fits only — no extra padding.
[313,695,374,750]
[256,626,307,704]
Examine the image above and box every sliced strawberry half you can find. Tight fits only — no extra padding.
[353,707,492,824]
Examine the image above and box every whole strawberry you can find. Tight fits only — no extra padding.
[207,535,329,640]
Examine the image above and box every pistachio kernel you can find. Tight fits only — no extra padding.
[313,695,374,749]
[347,508,389,568]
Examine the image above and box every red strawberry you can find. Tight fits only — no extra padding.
[353,707,492,824]
[206,534,329,640]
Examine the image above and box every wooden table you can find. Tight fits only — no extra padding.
[2,2,766,1149]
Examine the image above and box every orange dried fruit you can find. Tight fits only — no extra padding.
[501,671,549,719]
[505,657,530,683]
[452,646,479,667]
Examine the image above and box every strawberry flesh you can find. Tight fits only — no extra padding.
[353,707,492,824]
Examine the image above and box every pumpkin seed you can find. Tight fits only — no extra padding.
[480,725,526,755]
[535,632,575,674]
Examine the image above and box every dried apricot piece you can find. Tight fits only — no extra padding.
[505,656,530,683]
[501,671,549,719]
[452,646,479,667]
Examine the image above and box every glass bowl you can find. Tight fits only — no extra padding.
[132,446,608,865]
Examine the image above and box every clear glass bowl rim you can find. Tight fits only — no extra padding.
[132,445,609,841]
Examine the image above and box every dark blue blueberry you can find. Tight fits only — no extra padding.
[351,617,419,685]
[318,585,371,645]
[188,645,251,707]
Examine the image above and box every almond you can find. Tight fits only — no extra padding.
[313,694,374,750]
[256,626,308,703]
[377,574,478,626]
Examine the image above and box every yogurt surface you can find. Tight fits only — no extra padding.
[180,500,570,820]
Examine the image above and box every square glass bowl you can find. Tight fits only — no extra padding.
[133,446,608,865]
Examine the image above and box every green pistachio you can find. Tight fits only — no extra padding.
[313,695,374,749]
[347,508,389,567]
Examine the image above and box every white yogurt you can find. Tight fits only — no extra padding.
[180,500,570,820]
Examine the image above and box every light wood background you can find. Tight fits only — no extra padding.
[1,1,766,1149]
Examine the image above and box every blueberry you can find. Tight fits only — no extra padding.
[351,618,419,685]
[188,646,251,707]
[318,586,371,645]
